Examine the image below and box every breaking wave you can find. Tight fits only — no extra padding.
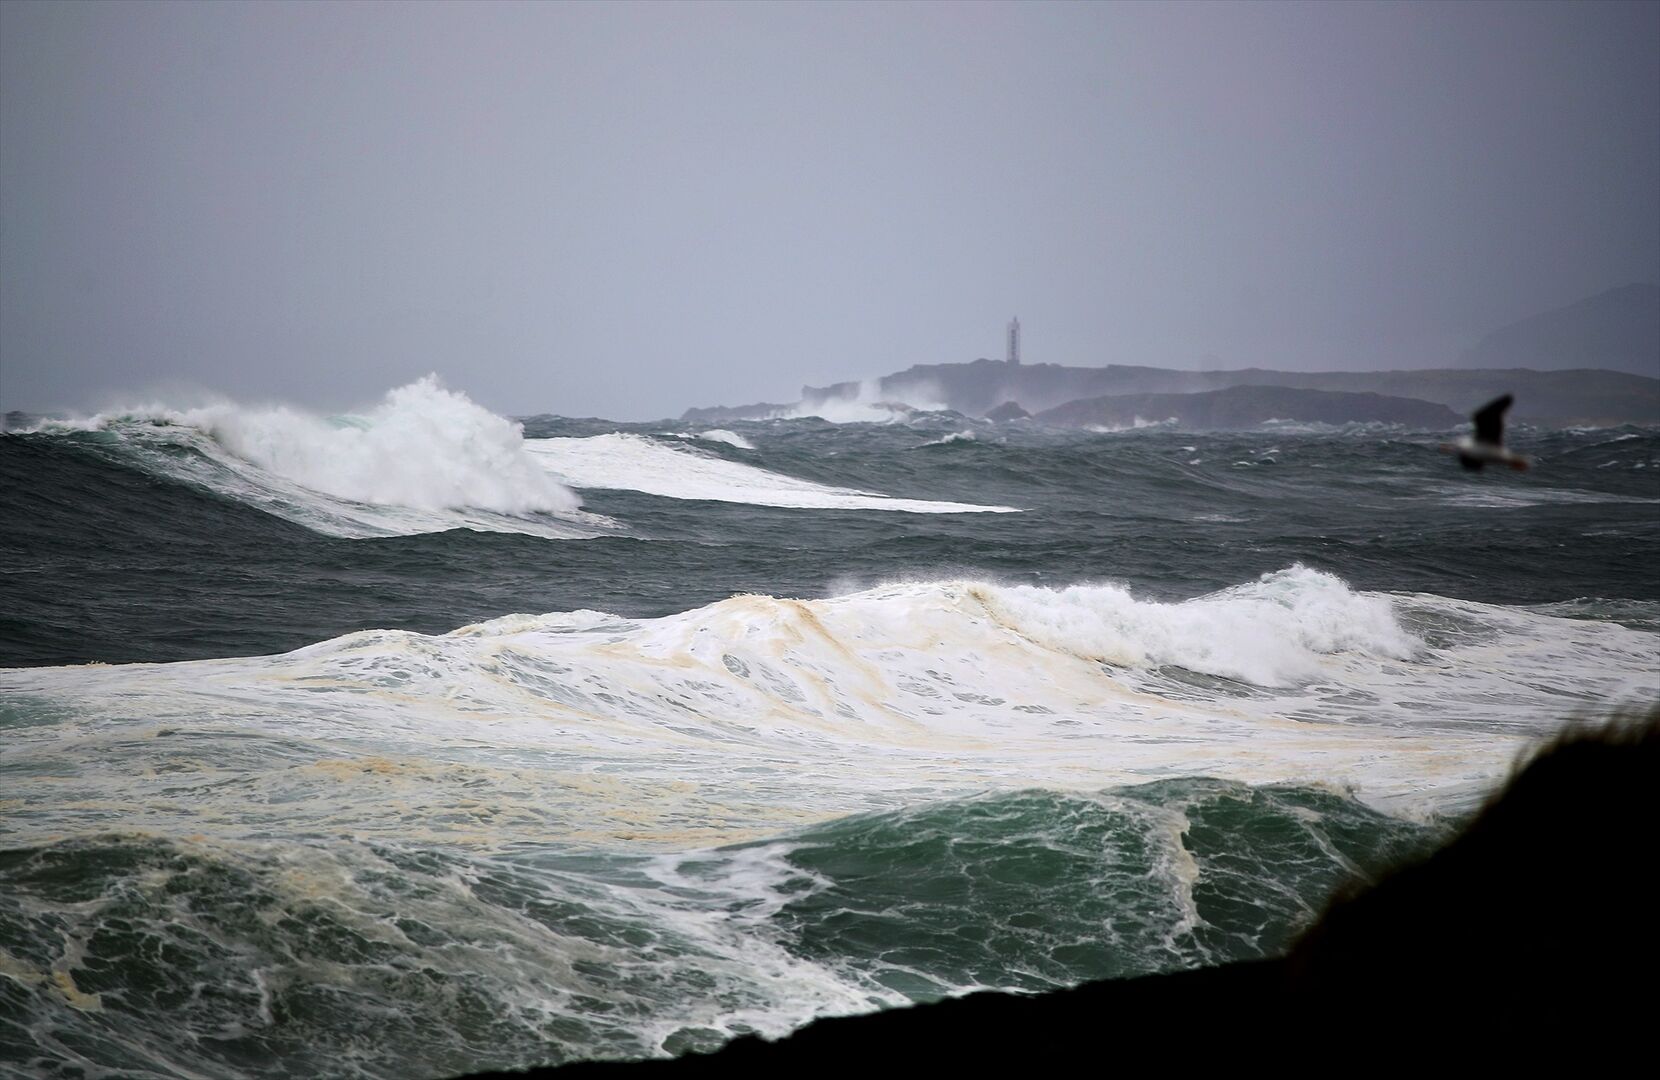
[7,565,1654,852]
[915,430,979,447]
[691,429,756,450]
[5,565,1654,1076]
[20,377,607,540]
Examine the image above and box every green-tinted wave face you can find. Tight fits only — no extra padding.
[759,780,1438,996]
[0,783,1440,1079]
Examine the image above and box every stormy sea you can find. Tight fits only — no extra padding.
[2,377,1657,1079]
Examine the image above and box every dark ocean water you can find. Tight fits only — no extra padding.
[2,385,1657,1078]
[5,412,1657,667]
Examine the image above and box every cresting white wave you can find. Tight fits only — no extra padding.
[984,568,1417,685]
[525,432,1017,512]
[31,377,608,540]
[774,379,952,423]
[693,429,756,450]
[915,430,978,447]
[665,429,756,449]
[1088,417,1178,433]
[6,566,1654,851]
[29,379,1012,527]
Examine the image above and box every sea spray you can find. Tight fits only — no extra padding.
[776,378,952,423]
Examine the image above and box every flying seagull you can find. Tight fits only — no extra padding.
[1441,394,1530,471]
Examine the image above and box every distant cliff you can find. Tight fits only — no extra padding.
[1459,284,1659,376]
[680,287,1660,426]
[1035,385,1460,430]
[786,360,1660,425]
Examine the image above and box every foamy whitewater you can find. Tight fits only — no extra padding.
[3,381,1658,1078]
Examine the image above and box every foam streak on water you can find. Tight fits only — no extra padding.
[524,433,1017,512]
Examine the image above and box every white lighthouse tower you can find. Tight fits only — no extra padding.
[1006,317,1021,365]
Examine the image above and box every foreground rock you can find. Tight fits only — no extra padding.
[460,712,1656,1075]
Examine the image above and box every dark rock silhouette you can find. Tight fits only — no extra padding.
[983,400,1030,422]
[457,709,1657,1076]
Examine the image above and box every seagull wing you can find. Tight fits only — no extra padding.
[1471,394,1513,446]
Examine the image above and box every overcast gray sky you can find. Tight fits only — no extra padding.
[2,0,1656,420]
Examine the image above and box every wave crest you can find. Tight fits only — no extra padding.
[977,565,1417,685]
[27,377,600,538]
[190,376,581,515]
[15,567,1645,847]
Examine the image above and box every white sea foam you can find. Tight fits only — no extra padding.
[667,429,757,450]
[980,568,1417,686]
[28,378,610,539]
[694,429,756,450]
[1257,419,1414,435]
[776,379,951,423]
[1087,417,1177,433]
[916,430,978,447]
[1432,484,1660,508]
[6,566,1652,850]
[525,433,1017,512]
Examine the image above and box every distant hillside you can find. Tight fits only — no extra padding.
[793,361,1660,425]
[1459,284,1659,376]
[1036,386,1460,430]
